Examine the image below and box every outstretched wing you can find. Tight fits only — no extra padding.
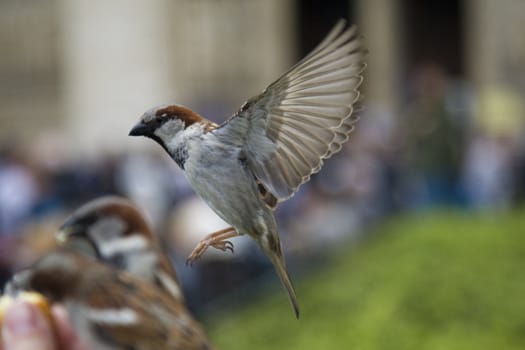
[213,20,366,202]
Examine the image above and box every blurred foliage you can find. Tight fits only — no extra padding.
[207,209,525,349]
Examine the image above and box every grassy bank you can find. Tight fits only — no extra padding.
[207,209,525,349]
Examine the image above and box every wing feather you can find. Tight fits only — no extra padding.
[214,19,366,202]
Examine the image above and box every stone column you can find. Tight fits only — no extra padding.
[58,0,296,154]
[165,0,295,119]
[464,0,525,136]
[59,0,175,155]
[465,0,525,87]
[355,0,401,114]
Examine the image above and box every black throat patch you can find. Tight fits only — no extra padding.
[172,145,189,170]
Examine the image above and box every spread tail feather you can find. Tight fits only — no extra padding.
[269,252,300,318]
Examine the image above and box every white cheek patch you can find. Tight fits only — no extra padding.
[154,119,185,147]
[98,234,149,258]
[86,307,138,325]
[89,217,126,243]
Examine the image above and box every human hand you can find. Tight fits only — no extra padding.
[1,301,86,350]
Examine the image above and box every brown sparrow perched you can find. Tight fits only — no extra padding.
[129,20,366,318]
[5,250,214,350]
[56,196,184,303]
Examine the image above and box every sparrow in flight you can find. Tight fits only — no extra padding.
[129,20,366,318]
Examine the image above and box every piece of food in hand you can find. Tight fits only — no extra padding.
[5,251,213,349]
[0,291,54,327]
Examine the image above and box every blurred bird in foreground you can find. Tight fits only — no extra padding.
[4,197,213,350]
[57,196,184,302]
[129,19,367,318]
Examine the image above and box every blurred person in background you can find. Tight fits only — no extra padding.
[0,145,37,286]
[397,63,466,208]
[462,132,515,209]
[115,151,177,229]
[462,85,525,209]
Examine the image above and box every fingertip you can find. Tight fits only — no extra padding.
[2,300,55,350]
[51,305,68,324]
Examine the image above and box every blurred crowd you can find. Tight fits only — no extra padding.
[0,62,524,313]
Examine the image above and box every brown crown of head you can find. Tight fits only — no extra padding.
[154,105,205,129]
[59,196,154,243]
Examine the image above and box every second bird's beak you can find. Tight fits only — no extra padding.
[56,217,85,244]
[56,225,76,245]
[55,221,84,244]
[128,122,151,136]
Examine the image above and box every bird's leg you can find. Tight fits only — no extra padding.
[186,227,239,265]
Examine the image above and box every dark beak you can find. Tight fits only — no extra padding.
[56,223,80,244]
[129,121,151,136]
[56,214,97,243]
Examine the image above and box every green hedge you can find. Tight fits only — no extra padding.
[208,210,525,349]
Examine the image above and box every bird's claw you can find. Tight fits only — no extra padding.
[185,254,199,266]
[214,240,234,254]
[185,239,235,266]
